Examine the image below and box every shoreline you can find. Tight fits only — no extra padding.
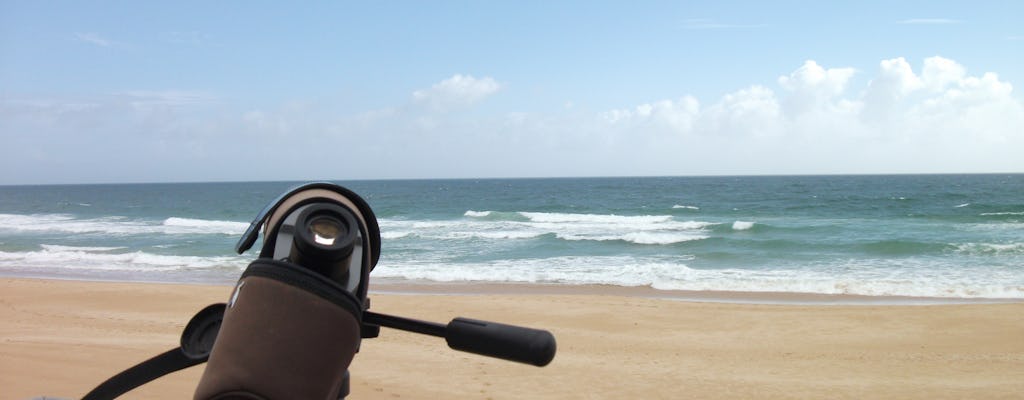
[369,278,1024,305]
[3,272,1020,306]
[2,277,1023,399]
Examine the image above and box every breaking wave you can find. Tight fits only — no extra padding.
[385,211,716,245]
[0,213,247,236]
[372,256,1024,299]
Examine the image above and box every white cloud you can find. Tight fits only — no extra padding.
[862,56,971,121]
[412,74,502,111]
[778,60,857,95]
[591,57,1023,174]
[856,56,1019,144]
[602,96,700,133]
[777,60,857,116]
[74,32,114,47]
[3,57,1022,184]
[862,57,922,122]
[699,85,782,137]
[920,56,966,91]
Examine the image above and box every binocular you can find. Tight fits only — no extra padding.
[82,182,556,400]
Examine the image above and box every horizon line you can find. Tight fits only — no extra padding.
[3,171,1023,187]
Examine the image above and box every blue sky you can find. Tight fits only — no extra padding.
[2,1,1023,184]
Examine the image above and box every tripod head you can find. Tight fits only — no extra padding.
[82,182,556,400]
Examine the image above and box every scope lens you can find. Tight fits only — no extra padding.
[291,203,359,267]
[309,216,342,245]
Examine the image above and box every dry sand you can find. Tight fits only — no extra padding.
[2,277,1022,400]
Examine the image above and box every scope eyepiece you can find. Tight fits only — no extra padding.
[290,203,359,277]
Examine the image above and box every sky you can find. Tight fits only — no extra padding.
[1,1,1023,184]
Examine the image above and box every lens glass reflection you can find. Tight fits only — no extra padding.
[309,217,341,245]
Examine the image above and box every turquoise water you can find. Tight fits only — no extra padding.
[1,175,1022,298]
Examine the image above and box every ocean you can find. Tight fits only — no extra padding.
[1,175,1022,299]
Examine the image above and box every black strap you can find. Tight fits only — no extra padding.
[81,348,206,400]
[81,303,224,400]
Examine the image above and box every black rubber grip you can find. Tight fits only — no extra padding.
[445,317,556,367]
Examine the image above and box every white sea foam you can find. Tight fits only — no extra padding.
[162,217,249,235]
[620,232,705,245]
[732,221,755,230]
[955,242,1024,254]
[519,212,672,224]
[372,256,1024,299]
[672,205,700,210]
[0,213,247,236]
[0,245,249,272]
[410,220,464,229]
[373,256,696,287]
[381,231,413,240]
[440,230,547,240]
[0,213,140,234]
[980,211,1024,216]
[0,213,74,228]
[955,203,971,208]
[464,210,492,217]
[381,218,538,241]
[39,244,125,252]
[379,213,713,246]
[556,231,707,245]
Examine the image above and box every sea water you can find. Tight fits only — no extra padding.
[1,175,1022,299]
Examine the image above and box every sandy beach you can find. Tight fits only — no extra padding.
[2,278,1023,400]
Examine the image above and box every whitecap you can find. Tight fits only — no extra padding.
[39,244,124,252]
[955,242,1024,254]
[732,221,755,230]
[381,231,414,240]
[556,232,708,245]
[370,256,1024,299]
[0,247,249,272]
[162,217,249,235]
[0,213,248,236]
[519,212,672,224]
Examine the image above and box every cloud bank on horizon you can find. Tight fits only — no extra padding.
[2,55,1022,183]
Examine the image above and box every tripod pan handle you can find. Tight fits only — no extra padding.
[445,317,556,367]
